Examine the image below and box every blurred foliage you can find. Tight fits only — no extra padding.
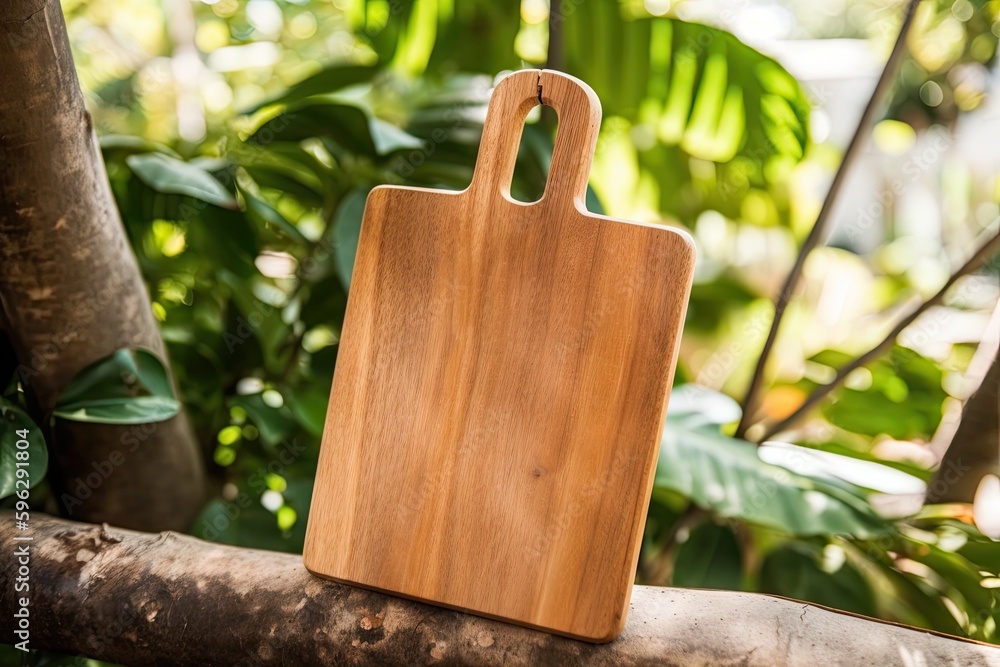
[2,0,1000,656]
[890,0,1000,128]
[648,385,1000,642]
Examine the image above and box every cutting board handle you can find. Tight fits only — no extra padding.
[469,69,602,211]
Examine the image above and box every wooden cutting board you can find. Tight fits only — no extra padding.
[304,69,695,642]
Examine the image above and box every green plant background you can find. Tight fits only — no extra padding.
[2,0,1000,662]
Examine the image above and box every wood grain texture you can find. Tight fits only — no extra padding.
[305,69,695,642]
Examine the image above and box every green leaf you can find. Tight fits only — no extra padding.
[957,535,1000,573]
[242,164,326,209]
[792,439,932,483]
[370,117,426,155]
[349,0,521,76]
[332,187,370,290]
[245,64,379,113]
[759,543,876,616]
[0,399,47,499]
[100,135,181,160]
[908,541,993,614]
[811,346,946,440]
[759,441,926,496]
[54,349,181,425]
[657,385,890,538]
[126,153,238,210]
[249,103,423,158]
[673,522,743,590]
[564,15,809,165]
[562,13,810,225]
[54,397,181,425]
[665,383,742,430]
[870,552,964,633]
[584,185,605,216]
[244,191,310,245]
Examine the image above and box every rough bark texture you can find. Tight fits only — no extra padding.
[2,513,999,666]
[0,0,204,529]
[927,353,1000,503]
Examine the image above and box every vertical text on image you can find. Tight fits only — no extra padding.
[11,426,33,651]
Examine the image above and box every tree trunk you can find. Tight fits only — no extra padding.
[0,0,204,530]
[2,512,998,667]
[927,352,999,503]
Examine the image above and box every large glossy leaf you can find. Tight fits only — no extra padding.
[0,399,47,499]
[246,65,379,113]
[758,441,926,496]
[348,0,521,75]
[657,385,890,537]
[564,13,809,166]
[673,521,743,590]
[53,349,181,425]
[884,513,1000,637]
[126,153,238,210]
[562,11,809,224]
[249,103,422,158]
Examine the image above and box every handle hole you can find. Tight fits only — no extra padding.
[509,106,556,204]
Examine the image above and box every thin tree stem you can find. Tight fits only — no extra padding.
[541,0,564,133]
[735,0,923,439]
[758,229,1000,442]
[546,0,564,73]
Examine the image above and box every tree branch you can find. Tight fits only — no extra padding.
[545,0,564,73]
[926,352,999,504]
[735,0,923,439]
[758,229,1000,441]
[930,298,1000,461]
[0,0,204,530]
[2,512,999,666]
